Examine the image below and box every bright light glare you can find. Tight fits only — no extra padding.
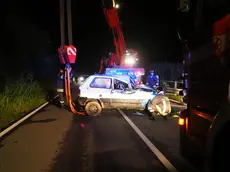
[115,4,119,8]
[79,77,84,81]
[125,58,135,65]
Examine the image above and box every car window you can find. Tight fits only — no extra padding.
[114,79,129,90]
[90,77,112,89]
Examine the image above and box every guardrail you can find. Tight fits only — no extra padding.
[162,80,183,95]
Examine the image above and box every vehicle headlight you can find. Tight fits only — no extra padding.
[125,57,135,65]
[79,76,84,81]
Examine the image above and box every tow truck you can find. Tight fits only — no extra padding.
[177,0,230,171]
[99,0,145,85]
[56,0,171,117]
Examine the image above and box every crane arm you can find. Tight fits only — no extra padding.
[102,0,126,65]
[103,8,126,66]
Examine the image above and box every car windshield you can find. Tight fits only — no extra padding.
[114,79,129,90]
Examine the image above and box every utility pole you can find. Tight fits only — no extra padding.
[59,0,65,48]
[59,0,73,46]
[67,0,73,45]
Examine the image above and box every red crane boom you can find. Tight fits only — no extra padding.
[99,1,127,73]
[104,7,126,66]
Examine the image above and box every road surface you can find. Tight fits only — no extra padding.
[0,101,197,172]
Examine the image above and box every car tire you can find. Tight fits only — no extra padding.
[85,101,102,116]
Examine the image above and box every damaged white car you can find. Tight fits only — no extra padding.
[77,74,171,117]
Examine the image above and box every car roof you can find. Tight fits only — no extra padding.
[91,74,130,83]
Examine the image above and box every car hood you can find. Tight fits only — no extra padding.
[136,84,154,91]
[124,88,157,100]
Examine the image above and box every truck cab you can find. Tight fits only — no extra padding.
[177,0,230,171]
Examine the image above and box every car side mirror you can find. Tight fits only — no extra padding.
[179,90,184,96]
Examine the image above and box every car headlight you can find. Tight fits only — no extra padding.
[78,76,84,81]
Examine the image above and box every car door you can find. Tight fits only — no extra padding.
[110,79,140,109]
[87,77,112,108]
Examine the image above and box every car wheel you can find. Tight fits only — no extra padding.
[85,101,102,116]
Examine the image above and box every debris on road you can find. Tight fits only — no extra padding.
[132,111,145,116]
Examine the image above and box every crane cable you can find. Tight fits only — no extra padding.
[64,67,85,115]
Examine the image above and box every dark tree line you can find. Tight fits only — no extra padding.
[0,0,60,92]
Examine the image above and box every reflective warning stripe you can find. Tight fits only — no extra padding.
[57,89,64,92]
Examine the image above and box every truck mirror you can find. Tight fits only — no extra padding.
[178,0,190,12]
[179,90,184,96]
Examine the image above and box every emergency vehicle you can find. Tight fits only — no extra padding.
[98,0,145,85]
[177,0,230,171]
[105,67,145,85]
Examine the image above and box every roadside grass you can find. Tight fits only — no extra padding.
[165,93,183,103]
[170,108,181,117]
[0,76,46,130]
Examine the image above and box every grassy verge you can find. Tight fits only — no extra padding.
[0,76,46,130]
[165,93,183,103]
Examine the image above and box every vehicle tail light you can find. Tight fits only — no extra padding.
[178,118,185,125]
[178,109,187,126]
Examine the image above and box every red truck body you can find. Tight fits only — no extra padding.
[178,0,230,170]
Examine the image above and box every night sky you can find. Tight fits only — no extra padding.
[1,0,182,75]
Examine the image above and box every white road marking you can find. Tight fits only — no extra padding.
[118,108,179,172]
[0,95,59,138]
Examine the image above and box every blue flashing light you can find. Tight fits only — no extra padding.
[105,69,130,75]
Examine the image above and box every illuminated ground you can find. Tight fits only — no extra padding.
[0,103,198,172]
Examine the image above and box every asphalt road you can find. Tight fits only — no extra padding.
[0,102,197,172]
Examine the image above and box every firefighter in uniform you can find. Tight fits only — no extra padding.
[57,69,65,108]
[146,70,157,88]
